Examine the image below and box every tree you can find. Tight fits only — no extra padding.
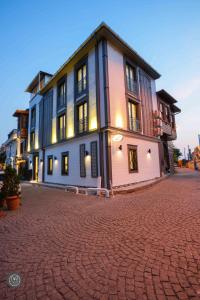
[173,148,182,163]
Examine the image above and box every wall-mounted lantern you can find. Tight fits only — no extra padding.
[147,149,151,154]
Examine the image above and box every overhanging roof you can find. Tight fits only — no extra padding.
[157,89,178,105]
[13,109,29,117]
[171,104,181,113]
[25,71,53,93]
[40,22,161,94]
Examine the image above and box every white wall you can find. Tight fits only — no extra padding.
[88,48,97,131]
[107,42,127,130]
[111,135,160,187]
[44,133,100,187]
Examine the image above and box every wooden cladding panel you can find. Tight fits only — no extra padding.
[139,70,153,137]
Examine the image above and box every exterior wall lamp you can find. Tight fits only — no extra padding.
[54,156,57,161]
[118,145,122,151]
[148,149,151,154]
[40,159,43,163]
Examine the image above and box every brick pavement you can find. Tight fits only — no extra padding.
[0,168,200,300]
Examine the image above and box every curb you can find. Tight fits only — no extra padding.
[113,175,169,195]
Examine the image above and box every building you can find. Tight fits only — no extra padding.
[4,129,18,169]
[26,23,181,189]
[12,109,29,176]
[156,90,181,174]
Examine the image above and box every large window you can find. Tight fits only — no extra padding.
[126,63,137,94]
[77,102,87,134]
[31,107,36,129]
[57,79,66,110]
[57,114,66,141]
[76,64,87,95]
[30,131,35,149]
[61,152,69,175]
[128,145,138,173]
[128,100,140,132]
[47,155,53,175]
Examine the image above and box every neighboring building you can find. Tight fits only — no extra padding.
[156,90,181,174]
[26,23,181,188]
[13,109,29,175]
[0,144,6,170]
[4,129,18,169]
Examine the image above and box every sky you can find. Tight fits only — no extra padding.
[0,0,200,156]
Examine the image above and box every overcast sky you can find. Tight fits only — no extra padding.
[0,0,199,156]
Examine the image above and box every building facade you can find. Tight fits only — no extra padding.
[27,23,180,189]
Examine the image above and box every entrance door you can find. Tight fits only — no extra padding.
[33,154,39,182]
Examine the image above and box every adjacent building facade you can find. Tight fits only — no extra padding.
[24,23,180,188]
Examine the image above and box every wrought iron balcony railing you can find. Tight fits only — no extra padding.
[129,117,140,132]
[78,117,88,134]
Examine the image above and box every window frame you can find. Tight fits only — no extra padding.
[57,112,66,142]
[57,77,67,112]
[75,57,88,98]
[127,145,138,173]
[127,98,141,132]
[77,101,88,134]
[125,59,138,96]
[47,155,53,175]
[61,152,69,176]
[30,106,36,129]
[30,130,35,150]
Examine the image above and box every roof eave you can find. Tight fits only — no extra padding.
[40,22,161,94]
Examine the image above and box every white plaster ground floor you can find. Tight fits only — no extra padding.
[28,132,161,189]
[110,133,160,187]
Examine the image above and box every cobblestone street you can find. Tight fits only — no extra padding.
[0,168,200,300]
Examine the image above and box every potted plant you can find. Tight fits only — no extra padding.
[2,166,20,211]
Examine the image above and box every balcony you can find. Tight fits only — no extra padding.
[78,117,88,134]
[129,118,140,132]
[161,121,177,141]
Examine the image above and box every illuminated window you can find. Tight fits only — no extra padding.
[77,102,87,134]
[47,155,53,175]
[76,64,87,95]
[58,114,66,141]
[126,64,137,93]
[128,100,140,132]
[128,145,138,173]
[30,131,35,149]
[61,152,69,175]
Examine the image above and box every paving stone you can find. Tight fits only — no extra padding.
[0,168,200,300]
